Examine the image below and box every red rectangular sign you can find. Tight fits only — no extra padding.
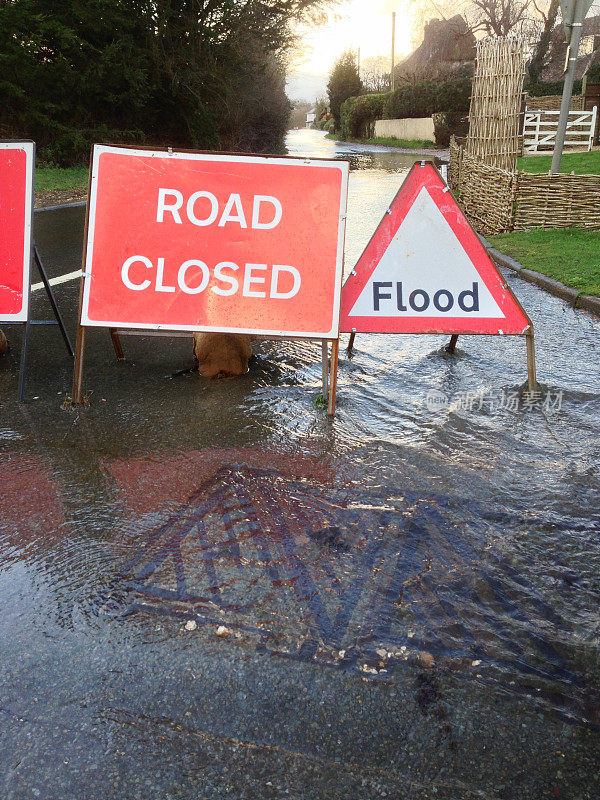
[0,142,34,322]
[81,146,349,338]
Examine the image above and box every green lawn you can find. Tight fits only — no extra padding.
[35,166,89,193]
[325,133,437,149]
[490,227,600,296]
[517,149,600,175]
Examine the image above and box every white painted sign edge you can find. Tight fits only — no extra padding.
[80,144,349,338]
[0,141,34,323]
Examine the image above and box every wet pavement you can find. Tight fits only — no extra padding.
[1,129,599,799]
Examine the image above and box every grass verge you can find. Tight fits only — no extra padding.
[490,227,600,296]
[325,133,437,149]
[517,150,600,175]
[35,166,89,193]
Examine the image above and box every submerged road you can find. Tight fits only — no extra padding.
[0,129,599,799]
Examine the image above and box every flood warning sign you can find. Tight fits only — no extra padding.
[339,162,530,336]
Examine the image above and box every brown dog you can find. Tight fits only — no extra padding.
[193,332,252,378]
[0,329,8,357]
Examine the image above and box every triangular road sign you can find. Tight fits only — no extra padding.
[340,162,531,336]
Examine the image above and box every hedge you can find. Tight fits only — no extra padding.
[339,78,471,143]
[341,93,390,139]
[526,79,583,97]
[384,78,471,120]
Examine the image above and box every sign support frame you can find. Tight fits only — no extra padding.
[72,324,340,412]
[1,140,74,400]
[17,244,75,401]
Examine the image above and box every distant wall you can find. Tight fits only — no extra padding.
[374,117,435,141]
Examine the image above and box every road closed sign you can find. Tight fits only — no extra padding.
[340,162,531,335]
[81,146,349,338]
[0,141,34,323]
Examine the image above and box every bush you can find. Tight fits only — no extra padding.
[432,111,469,147]
[585,62,600,84]
[336,77,471,144]
[384,78,471,120]
[340,93,390,139]
[526,80,583,97]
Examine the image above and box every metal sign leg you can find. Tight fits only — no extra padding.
[526,328,537,392]
[327,338,340,416]
[109,329,125,361]
[71,324,87,404]
[347,332,356,353]
[321,339,329,400]
[17,321,30,402]
[445,334,459,354]
[33,245,74,358]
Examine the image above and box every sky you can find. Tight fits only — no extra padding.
[287,0,414,103]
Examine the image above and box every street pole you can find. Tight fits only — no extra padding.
[551,0,586,173]
[391,12,396,92]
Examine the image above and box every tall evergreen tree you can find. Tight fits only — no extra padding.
[327,50,362,130]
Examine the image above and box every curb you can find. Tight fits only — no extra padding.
[483,239,600,319]
[35,200,87,213]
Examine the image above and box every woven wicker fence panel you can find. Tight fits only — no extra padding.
[459,155,516,234]
[514,172,600,229]
[467,36,526,172]
[449,137,463,191]
[525,95,583,111]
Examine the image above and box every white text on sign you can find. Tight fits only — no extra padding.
[156,189,282,229]
[119,190,299,299]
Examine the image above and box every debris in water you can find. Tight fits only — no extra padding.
[184,620,197,631]
[416,651,435,669]
[216,625,231,637]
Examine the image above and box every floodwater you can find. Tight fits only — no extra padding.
[0,129,599,799]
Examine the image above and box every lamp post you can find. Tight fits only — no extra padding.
[551,0,593,173]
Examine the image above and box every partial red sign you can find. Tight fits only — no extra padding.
[81,146,349,338]
[340,162,531,335]
[0,142,34,322]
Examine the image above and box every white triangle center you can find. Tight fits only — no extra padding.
[348,187,505,319]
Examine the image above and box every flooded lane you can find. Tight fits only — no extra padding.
[1,130,599,799]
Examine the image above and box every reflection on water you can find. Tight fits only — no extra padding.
[1,128,599,799]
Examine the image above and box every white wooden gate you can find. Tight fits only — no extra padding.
[523,107,597,153]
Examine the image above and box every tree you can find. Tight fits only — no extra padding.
[410,0,545,42]
[0,0,331,164]
[361,56,391,93]
[327,50,363,129]
[528,0,560,82]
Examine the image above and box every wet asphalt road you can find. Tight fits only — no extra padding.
[0,130,599,799]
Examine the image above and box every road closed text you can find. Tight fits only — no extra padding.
[122,256,300,299]
[82,147,348,335]
[119,189,299,299]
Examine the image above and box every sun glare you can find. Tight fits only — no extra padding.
[291,0,414,79]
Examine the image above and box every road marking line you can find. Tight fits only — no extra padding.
[31,270,82,292]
